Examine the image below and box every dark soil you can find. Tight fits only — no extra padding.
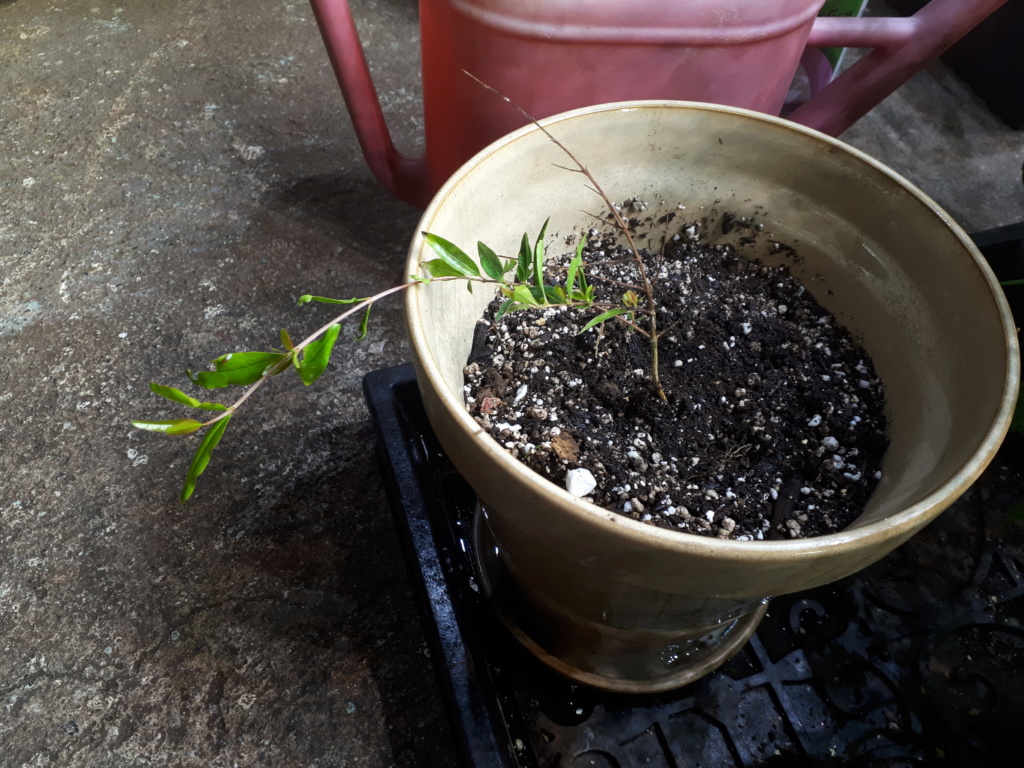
[463,210,888,540]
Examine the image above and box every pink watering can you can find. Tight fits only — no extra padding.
[309,0,1008,207]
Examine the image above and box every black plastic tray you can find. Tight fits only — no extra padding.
[364,362,1023,768]
[363,213,1024,768]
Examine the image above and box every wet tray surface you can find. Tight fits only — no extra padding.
[364,364,1024,768]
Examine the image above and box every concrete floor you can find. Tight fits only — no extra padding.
[0,1,1021,766]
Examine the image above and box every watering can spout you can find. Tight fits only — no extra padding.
[309,0,430,207]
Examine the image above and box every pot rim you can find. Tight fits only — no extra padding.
[406,100,1021,560]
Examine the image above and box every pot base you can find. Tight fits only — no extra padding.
[473,505,769,694]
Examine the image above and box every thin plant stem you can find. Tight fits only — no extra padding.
[465,71,667,400]
[196,277,483,428]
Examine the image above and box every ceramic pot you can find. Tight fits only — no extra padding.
[404,102,1019,693]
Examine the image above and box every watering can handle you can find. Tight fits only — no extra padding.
[790,0,1008,136]
[309,0,1007,204]
[308,0,428,206]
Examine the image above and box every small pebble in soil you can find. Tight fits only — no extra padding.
[463,211,888,540]
[565,467,598,498]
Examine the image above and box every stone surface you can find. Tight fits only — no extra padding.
[1,1,450,766]
[0,0,1021,766]
[841,61,1024,233]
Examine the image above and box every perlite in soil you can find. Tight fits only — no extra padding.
[463,213,888,541]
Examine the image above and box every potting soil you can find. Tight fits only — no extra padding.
[463,212,888,540]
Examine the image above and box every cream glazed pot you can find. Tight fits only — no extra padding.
[404,102,1019,693]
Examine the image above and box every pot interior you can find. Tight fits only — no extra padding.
[407,102,1017,548]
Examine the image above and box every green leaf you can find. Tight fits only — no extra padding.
[189,351,289,389]
[525,285,561,304]
[213,351,286,373]
[533,218,549,298]
[297,323,341,386]
[566,240,585,298]
[280,329,294,350]
[1001,279,1024,287]
[356,304,372,341]
[148,382,228,411]
[477,241,504,281]
[494,298,515,322]
[504,303,535,316]
[580,308,631,334]
[516,232,532,283]
[298,294,365,306]
[542,285,562,304]
[180,415,232,503]
[422,232,480,277]
[409,274,432,284]
[511,284,539,306]
[132,419,204,435]
[423,258,467,279]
